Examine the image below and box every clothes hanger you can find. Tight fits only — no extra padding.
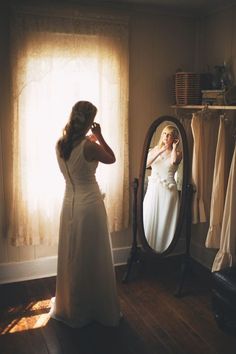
[202,103,209,112]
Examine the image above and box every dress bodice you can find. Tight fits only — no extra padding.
[56,139,102,206]
[56,139,98,186]
[149,151,178,189]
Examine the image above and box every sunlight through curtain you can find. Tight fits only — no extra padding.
[0,128,4,240]
[9,7,129,246]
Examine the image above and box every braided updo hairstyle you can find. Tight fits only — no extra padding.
[57,101,97,160]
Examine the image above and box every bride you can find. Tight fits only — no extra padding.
[143,124,182,252]
[50,100,121,328]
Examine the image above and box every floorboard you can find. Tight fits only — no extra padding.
[0,257,236,354]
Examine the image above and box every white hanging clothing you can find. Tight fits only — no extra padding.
[212,145,236,271]
[205,117,230,248]
[191,111,219,224]
[191,113,206,223]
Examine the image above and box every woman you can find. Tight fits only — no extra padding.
[50,101,121,327]
[143,125,182,252]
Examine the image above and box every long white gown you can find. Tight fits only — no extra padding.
[143,151,180,252]
[50,139,120,327]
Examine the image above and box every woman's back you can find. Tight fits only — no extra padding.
[56,139,104,207]
[51,138,120,328]
[56,139,98,185]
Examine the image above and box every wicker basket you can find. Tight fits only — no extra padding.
[175,72,201,105]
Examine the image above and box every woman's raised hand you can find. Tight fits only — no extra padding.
[91,122,101,138]
[87,134,97,143]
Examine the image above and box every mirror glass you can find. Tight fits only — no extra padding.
[139,117,187,254]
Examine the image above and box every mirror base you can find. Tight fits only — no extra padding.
[174,254,192,297]
[122,245,143,283]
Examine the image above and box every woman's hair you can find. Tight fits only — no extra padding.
[158,125,179,148]
[57,101,97,160]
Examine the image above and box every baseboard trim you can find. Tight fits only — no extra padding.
[113,246,131,266]
[0,256,57,284]
[0,247,131,284]
[0,250,213,285]
[189,256,213,283]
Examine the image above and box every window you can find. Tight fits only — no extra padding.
[9,9,129,245]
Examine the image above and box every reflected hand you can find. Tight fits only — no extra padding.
[172,139,179,149]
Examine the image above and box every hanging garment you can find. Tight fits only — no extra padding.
[212,144,236,272]
[191,111,219,223]
[191,113,205,223]
[177,117,193,191]
[180,116,194,165]
[205,116,232,248]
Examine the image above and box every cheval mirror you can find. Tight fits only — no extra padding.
[123,116,193,296]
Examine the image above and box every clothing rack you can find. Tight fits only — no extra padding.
[171,105,236,110]
[172,105,236,140]
[171,105,236,121]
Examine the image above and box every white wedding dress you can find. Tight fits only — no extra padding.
[50,139,120,327]
[143,151,180,252]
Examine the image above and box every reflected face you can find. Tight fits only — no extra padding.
[161,129,175,147]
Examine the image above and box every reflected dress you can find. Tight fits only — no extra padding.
[143,151,180,252]
[50,139,120,327]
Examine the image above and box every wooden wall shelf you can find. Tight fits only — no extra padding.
[171,105,236,110]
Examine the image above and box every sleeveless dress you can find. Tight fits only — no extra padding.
[212,144,236,272]
[50,139,120,327]
[143,151,179,252]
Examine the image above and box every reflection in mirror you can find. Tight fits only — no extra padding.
[142,122,183,252]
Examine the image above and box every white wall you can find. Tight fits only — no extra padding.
[190,4,236,269]
[0,1,202,282]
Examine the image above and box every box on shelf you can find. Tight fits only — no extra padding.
[201,89,225,105]
[224,85,236,105]
[175,72,201,105]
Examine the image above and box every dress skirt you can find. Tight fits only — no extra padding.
[50,181,120,327]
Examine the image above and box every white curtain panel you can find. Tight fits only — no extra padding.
[8,6,129,246]
[0,128,4,239]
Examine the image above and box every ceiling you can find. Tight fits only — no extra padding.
[76,0,235,15]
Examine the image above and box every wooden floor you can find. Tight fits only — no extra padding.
[0,257,236,354]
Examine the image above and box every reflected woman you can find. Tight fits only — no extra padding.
[143,125,182,252]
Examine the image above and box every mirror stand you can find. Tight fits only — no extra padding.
[123,180,195,296]
[122,178,142,283]
[123,116,194,295]
[175,183,194,297]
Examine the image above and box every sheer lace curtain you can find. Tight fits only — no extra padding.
[0,129,4,239]
[9,5,129,246]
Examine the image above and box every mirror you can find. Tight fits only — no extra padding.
[137,116,189,255]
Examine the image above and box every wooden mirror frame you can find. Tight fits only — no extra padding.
[137,115,190,256]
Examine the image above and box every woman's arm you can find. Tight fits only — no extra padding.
[84,123,116,164]
[170,139,182,165]
[146,145,167,168]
